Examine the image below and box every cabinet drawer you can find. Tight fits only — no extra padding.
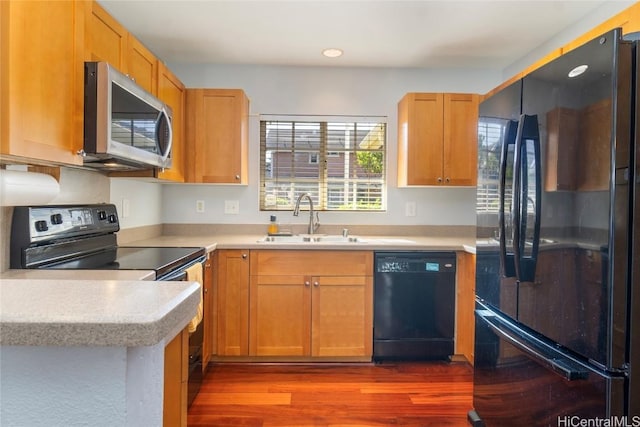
[250,250,373,276]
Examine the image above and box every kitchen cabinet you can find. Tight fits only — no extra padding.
[1,0,84,166]
[455,251,475,365]
[164,328,188,427]
[85,1,158,95]
[185,89,249,184]
[216,250,250,356]
[155,62,186,182]
[202,253,214,367]
[249,251,373,359]
[397,93,478,187]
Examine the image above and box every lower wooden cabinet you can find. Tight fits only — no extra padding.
[202,253,214,367]
[216,249,250,356]
[164,328,188,427]
[248,250,373,359]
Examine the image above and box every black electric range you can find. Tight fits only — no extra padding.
[10,203,207,406]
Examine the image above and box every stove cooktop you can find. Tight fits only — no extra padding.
[46,246,206,279]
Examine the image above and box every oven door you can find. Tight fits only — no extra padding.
[160,258,205,407]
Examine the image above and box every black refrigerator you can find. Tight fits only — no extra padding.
[470,28,639,426]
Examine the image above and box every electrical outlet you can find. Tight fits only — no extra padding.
[196,200,205,213]
[405,201,416,217]
[122,198,130,218]
[224,200,239,214]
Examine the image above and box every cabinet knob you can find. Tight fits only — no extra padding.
[242,253,248,259]
[305,281,311,286]
[445,177,450,183]
[235,175,240,180]
[313,281,319,287]
[76,149,86,157]
[437,177,443,183]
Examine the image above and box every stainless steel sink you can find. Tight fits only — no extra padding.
[257,234,364,244]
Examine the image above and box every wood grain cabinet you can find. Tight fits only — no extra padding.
[249,251,373,360]
[185,89,249,184]
[155,62,186,182]
[85,1,157,95]
[1,0,85,166]
[164,328,188,427]
[397,93,478,187]
[202,253,214,367]
[216,250,250,356]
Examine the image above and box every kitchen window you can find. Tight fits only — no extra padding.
[260,116,386,211]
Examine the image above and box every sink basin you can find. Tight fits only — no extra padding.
[257,234,365,244]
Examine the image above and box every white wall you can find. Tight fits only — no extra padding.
[110,178,163,229]
[161,65,497,226]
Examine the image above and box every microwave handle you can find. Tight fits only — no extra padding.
[159,106,173,163]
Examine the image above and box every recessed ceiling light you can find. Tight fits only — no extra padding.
[322,48,343,58]
[568,64,588,78]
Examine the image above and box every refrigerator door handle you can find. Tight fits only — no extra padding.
[499,120,518,278]
[477,308,590,381]
[512,114,541,283]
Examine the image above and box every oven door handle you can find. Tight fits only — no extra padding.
[158,255,206,281]
[161,269,188,281]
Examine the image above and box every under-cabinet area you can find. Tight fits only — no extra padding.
[211,248,474,364]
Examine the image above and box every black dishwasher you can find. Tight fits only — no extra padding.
[373,251,456,361]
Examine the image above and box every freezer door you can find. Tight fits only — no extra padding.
[518,28,633,370]
[472,303,625,425]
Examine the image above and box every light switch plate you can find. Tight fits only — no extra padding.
[122,198,130,218]
[225,200,239,214]
[405,201,416,217]
[196,200,205,213]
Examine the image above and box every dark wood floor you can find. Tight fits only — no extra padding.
[188,361,473,426]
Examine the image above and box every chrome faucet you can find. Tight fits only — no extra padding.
[293,193,320,234]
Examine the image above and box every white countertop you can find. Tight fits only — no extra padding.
[0,279,200,347]
[124,234,474,253]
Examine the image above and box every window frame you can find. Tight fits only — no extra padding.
[259,115,387,212]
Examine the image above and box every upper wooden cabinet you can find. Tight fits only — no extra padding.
[185,89,249,184]
[397,93,478,187]
[1,0,85,166]
[155,62,186,182]
[85,1,157,95]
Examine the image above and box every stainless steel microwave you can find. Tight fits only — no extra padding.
[83,61,173,171]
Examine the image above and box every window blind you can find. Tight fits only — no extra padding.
[477,120,507,213]
[260,117,386,211]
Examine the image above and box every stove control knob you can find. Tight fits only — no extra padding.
[98,210,107,221]
[50,213,63,225]
[108,214,117,224]
[35,220,48,232]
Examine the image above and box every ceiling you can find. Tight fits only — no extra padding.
[98,0,629,70]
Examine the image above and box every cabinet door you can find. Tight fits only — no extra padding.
[443,93,478,186]
[84,1,127,68]
[398,93,444,186]
[311,275,372,357]
[249,275,311,356]
[186,89,249,184]
[216,250,250,356]
[156,62,186,182]
[1,0,84,165]
[164,328,188,427]
[202,253,214,367]
[127,35,157,95]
